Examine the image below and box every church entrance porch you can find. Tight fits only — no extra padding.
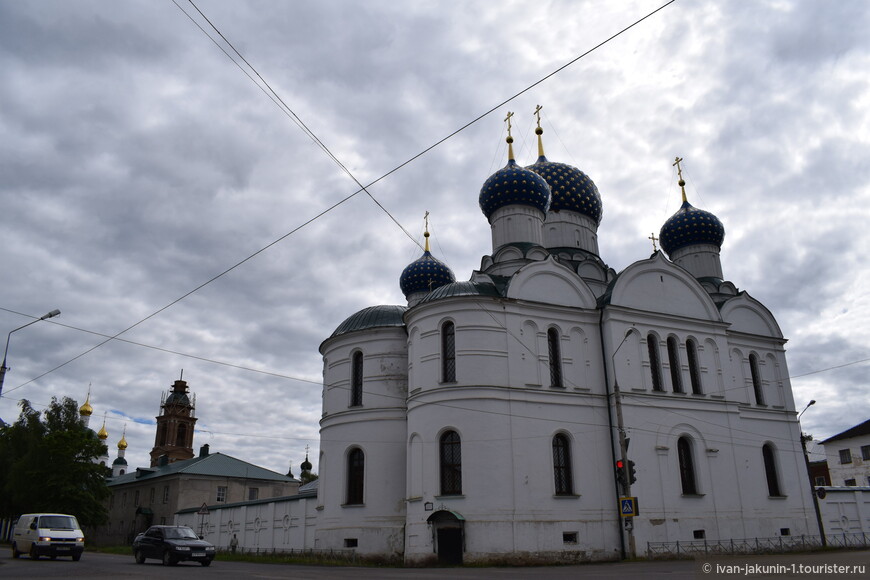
[428,510,464,565]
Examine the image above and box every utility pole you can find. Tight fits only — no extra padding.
[610,329,636,559]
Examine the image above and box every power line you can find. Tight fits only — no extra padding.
[9,0,678,393]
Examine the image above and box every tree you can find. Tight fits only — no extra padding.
[300,471,319,485]
[0,397,110,526]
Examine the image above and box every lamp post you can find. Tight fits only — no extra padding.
[610,329,635,559]
[0,309,61,401]
[797,399,826,547]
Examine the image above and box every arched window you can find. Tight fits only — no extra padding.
[552,434,573,495]
[678,436,698,495]
[749,353,764,405]
[762,444,782,497]
[548,327,563,388]
[346,448,365,505]
[442,321,456,383]
[350,351,363,407]
[439,430,462,496]
[176,423,188,447]
[667,336,683,393]
[648,334,663,392]
[686,339,702,394]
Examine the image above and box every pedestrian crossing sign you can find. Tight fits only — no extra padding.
[620,496,638,517]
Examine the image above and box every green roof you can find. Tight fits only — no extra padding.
[108,452,297,487]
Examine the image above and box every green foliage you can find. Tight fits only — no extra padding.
[0,397,110,526]
[300,471,319,485]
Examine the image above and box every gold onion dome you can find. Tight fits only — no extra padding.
[118,430,128,450]
[97,421,109,440]
[79,395,93,417]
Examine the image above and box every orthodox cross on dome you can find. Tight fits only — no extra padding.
[649,232,659,252]
[673,156,688,203]
[423,211,431,252]
[534,104,546,157]
[504,111,516,160]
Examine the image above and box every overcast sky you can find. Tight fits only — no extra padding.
[1,0,868,474]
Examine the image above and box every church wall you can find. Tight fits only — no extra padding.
[318,327,409,557]
[321,328,408,415]
[404,386,620,563]
[176,494,318,551]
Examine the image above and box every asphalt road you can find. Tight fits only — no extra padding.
[0,548,868,579]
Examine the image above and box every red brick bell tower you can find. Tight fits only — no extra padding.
[149,375,197,466]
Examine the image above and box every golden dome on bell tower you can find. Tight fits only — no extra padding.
[79,390,93,417]
[97,414,109,441]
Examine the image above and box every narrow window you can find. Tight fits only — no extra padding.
[440,430,462,495]
[149,487,155,505]
[350,351,363,407]
[176,423,188,447]
[762,444,782,497]
[678,436,698,495]
[686,339,702,394]
[216,486,227,503]
[548,328,563,388]
[346,448,365,504]
[248,487,259,501]
[442,321,456,383]
[162,485,170,503]
[667,336,683,393]
[552,434,574,495]
[861,445,870,461]
[839,449,852,464]
[749,353,764,404]
[648,334,663,391]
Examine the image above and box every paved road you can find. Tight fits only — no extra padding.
[0,549,868,579]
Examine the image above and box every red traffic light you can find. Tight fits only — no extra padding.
[616,459,625,469]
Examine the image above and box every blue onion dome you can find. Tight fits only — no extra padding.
[526,127,602,224]
[399,232,456,297]
[659,199,725,255]
[479,132,551,220]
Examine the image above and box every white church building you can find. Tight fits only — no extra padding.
[176,117,816,564]
[312,117,816,564]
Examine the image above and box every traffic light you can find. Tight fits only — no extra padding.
[615,459,627,490]
[628,460,637,485]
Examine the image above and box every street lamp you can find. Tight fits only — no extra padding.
[609,328,635,559]
[797,399,825,546]
[0,309,61,401]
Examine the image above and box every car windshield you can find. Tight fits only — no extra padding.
[38,516,78,529]
[164,527,198,539]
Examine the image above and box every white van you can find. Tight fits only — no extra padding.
[11,513,85,561]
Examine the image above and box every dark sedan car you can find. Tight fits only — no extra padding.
[132,525,216,566]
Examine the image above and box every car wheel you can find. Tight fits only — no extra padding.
[201,559,211,567]
[72,553,82,562]
[162,549,176,566]
[134,549,145,564]
[11,542,21,558]
[29,544,40,560]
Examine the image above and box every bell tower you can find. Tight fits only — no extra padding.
[150,373,197,466]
